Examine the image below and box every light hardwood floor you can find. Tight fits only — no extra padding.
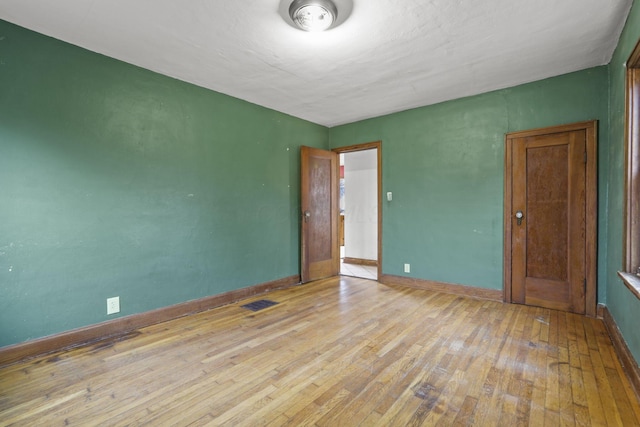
[1,276,639,426]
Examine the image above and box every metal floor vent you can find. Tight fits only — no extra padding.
[241,299,279,312]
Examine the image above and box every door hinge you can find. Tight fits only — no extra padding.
[584,278,587,292]
[584,151,587,163]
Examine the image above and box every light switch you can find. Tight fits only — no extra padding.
[387,192,393,201]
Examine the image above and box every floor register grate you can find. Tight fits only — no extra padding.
[241,299,279,312]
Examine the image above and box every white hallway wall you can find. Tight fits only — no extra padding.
[343,149,377,261]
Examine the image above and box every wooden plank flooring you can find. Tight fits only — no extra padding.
[1,276,639,426]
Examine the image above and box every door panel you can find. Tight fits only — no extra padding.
[525,143,569,282]
[507,124,593,315]
[300,146,339,283]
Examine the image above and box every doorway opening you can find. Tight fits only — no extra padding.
[333,142,381,281]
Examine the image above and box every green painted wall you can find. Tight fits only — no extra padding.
[606,0,640,362]
[330,67,609,293]
[3,4,638,360]
[0,20,328,347]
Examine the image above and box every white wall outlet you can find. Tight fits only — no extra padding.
[404,263,411,273]
[107,296,120,315]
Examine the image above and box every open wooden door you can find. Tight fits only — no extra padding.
[300,146,340,283]
[504,121,597,316]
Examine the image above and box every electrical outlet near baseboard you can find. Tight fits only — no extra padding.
[107,296,120,315]
[404,263,411,273]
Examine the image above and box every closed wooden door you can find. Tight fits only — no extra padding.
[505,121,597,316]
[300,146,339,283]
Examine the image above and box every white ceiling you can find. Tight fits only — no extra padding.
[0,0,633,127]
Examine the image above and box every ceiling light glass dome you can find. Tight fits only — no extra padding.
[289,0,338,32]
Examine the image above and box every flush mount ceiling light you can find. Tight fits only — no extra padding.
[289,0,338,32]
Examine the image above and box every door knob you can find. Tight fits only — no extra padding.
[303,210,311,223]
[515,210,524,225]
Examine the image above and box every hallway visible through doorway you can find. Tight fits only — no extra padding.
[338,147,379,280]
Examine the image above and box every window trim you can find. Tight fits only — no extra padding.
[621,37,640,298]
